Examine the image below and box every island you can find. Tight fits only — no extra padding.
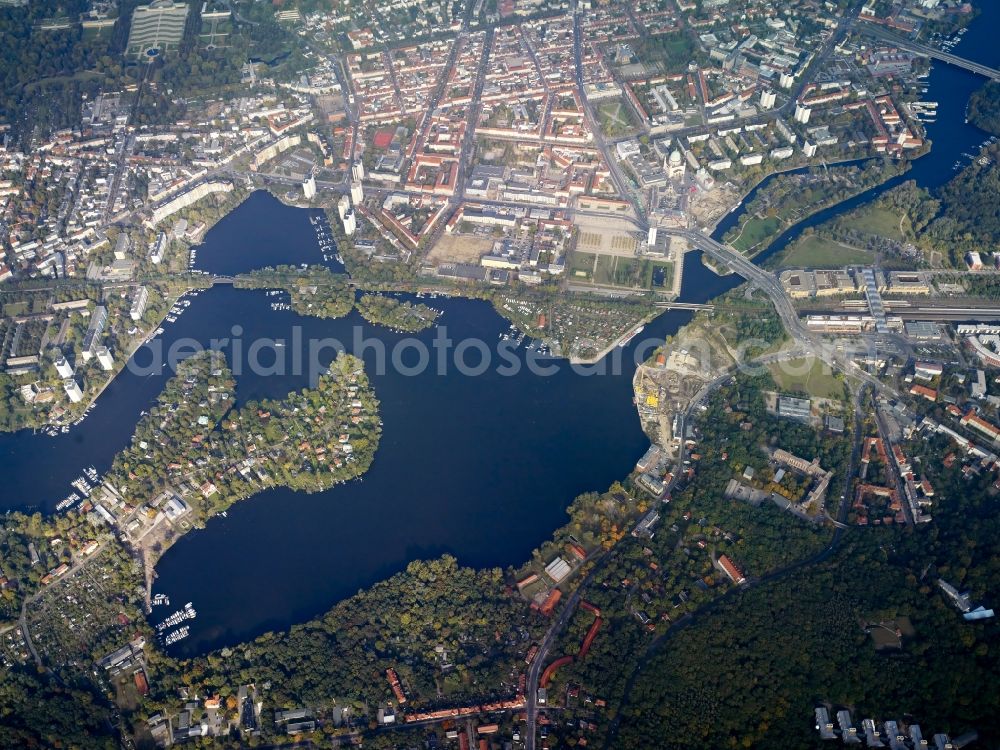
[355,292,441,332]
[233,265,355,319]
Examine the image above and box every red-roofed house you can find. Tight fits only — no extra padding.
[718,555,745,585]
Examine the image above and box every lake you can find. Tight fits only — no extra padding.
[1,4,997,654]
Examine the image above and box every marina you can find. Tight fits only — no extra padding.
[163,626,190,646]
[156,602,197,632]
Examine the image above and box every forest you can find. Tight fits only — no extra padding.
[2,310,994,749]
[535,370,851,748]
[809,141,1000,268]
[722,159,909,256]
[0,0,308,145]
[0,0,117,144]
[137,556,546,742]
[613,498,998,749]
[967,80,1000,136]
[0,666,117,749]
[601,411,1000,749]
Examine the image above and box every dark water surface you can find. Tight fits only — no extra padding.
[1,8,996,654]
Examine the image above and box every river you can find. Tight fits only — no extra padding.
[2,6,997,655]
[712,3,1000,256]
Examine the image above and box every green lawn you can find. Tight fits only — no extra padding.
[849,206,905,241]
[594,254,617,285]
[571,253,674,289]
[611,258,641,286]
[779,235,874,268]
[731,216,782,254]
[768,357,845,400]
[568,251,596,279]
[3,302,28,317]
[632,31,705,69]
[596,100,640,138]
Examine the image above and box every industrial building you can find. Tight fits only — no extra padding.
[777,395,812,422]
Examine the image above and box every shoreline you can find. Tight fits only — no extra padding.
[715,155,915,261]
[8,149,900,438]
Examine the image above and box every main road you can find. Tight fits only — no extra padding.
[572,8,645,220]
[524,582,585,750]
[661,227,901,399]
[858,23,1000,81]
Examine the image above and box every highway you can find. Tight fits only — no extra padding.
[664,229,807,342]
[858,23,1000,81]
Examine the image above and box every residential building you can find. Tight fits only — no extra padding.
[64,378,84,403]
[342,209,356,236]
[131,286,149,321]
[54,356,74,379]
[718,555,745,585]
[815,707,836,740]
[95,347,114,371]
[149,232,167,264]
[81,306,108,361]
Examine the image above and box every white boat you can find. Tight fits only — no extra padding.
[164,626,190,645]
[618,325,645,347]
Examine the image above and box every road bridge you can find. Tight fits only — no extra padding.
[859,24,1000,80]
[660,228,901,398]
[652,301,714,311]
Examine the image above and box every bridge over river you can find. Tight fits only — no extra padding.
[859,23,1000,81]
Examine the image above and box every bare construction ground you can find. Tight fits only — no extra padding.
[427,234,494,265]
[691,182,740,227]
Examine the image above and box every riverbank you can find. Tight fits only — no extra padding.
[116,350,381,609]
[720,157,912,262]
[706,153,883,235]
